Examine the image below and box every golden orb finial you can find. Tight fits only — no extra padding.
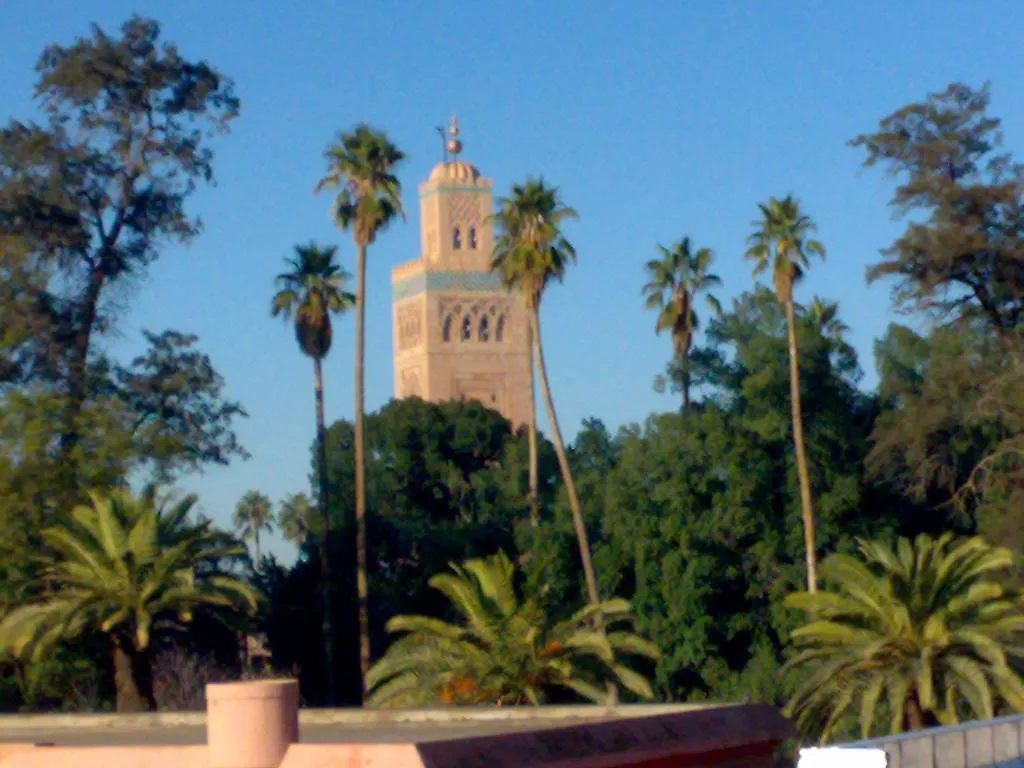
[446,113,463,157]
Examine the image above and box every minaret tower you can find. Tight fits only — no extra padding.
[390,116,531,426]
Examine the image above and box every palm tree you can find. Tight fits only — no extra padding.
[233,489,274,563]
[784,534,1024,741]
[278,491,320,549]
[271,241,355,704]
[642,238,722,409]
[803,297,857,374]
[491,179,600,609]
[746,195,826,593]
[366,551,659,707]
[804,297,849,340]
[0,488,259,712]
[316,124,404,686]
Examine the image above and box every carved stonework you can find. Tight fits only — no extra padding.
[397,303,422,350]
[439,297,511,344]
[391,156,532,426]
[449,194,483,229]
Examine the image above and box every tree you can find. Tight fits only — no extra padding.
[0,16,239,501]
[784,534,1024,741]
[642,238,722,408]
[850,83,1023,346]
[316,125,405,689]
[746,195,826,592]
[278,492,320,549]
[491,179,601,610]
[0,488,259,712]
[271,241,354,703]
[852,83,1024,536]
[116,330,248,483]
[365,551,658,707]
[869,322,1023,545]
[233,490,274,563]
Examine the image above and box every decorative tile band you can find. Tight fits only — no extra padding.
[419,185,492,199]
[392,270,506,301]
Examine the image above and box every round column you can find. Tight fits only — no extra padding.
[207,679,299,768]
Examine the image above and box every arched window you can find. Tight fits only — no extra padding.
[460,315,472,341]
[442,314,454,342]
[479,315,490,342]
[468,227,478,249]
[495,315,505,343]
[453,227,462,250]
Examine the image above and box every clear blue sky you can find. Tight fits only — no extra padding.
[3,1,1022,561]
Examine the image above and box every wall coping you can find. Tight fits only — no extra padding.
[0,702,721,732]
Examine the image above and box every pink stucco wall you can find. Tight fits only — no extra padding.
[0,745,208,768]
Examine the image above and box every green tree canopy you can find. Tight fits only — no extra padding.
[0,16,239,497]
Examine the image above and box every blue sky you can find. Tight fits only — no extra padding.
[2,1,1022,561]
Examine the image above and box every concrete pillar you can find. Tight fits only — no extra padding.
[207,680,299,768]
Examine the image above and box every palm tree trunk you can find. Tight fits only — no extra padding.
[313,356,336,705]
[254,531,261,564]
[112,639,155,712]
[682,358,691,411]
[531,309,600,608]
[905,690,926,731]
[526,319,540,525]
[784,299,818,594]
[354,243,371,690]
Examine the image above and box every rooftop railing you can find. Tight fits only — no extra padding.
[840,713,1024,768]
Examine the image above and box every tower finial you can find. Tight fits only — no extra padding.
[446,113,463,158]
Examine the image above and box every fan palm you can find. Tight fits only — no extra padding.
[316,125,404,691]
[746,195,826,592]
[784,534,1024,741]
[233,489,274,563]
[490,179,600,609]
[0,488,259,712]
[804,297,857,373]
[642,238,722,409]
[271,241,355,703]
[278,491,320,549]
[366,551,659,707]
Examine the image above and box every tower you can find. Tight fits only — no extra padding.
[391,117,531,426]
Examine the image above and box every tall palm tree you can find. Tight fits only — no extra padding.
[271,241,354,704]
[746,195,826,593]
[642,238,722,409]
[491,179,600,609]
[233,489,274,563]
[316,124,404,685]
[0,488,259,712]
[278,491,320,549]
[366,551,659,707]
[785,534,1024,741]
